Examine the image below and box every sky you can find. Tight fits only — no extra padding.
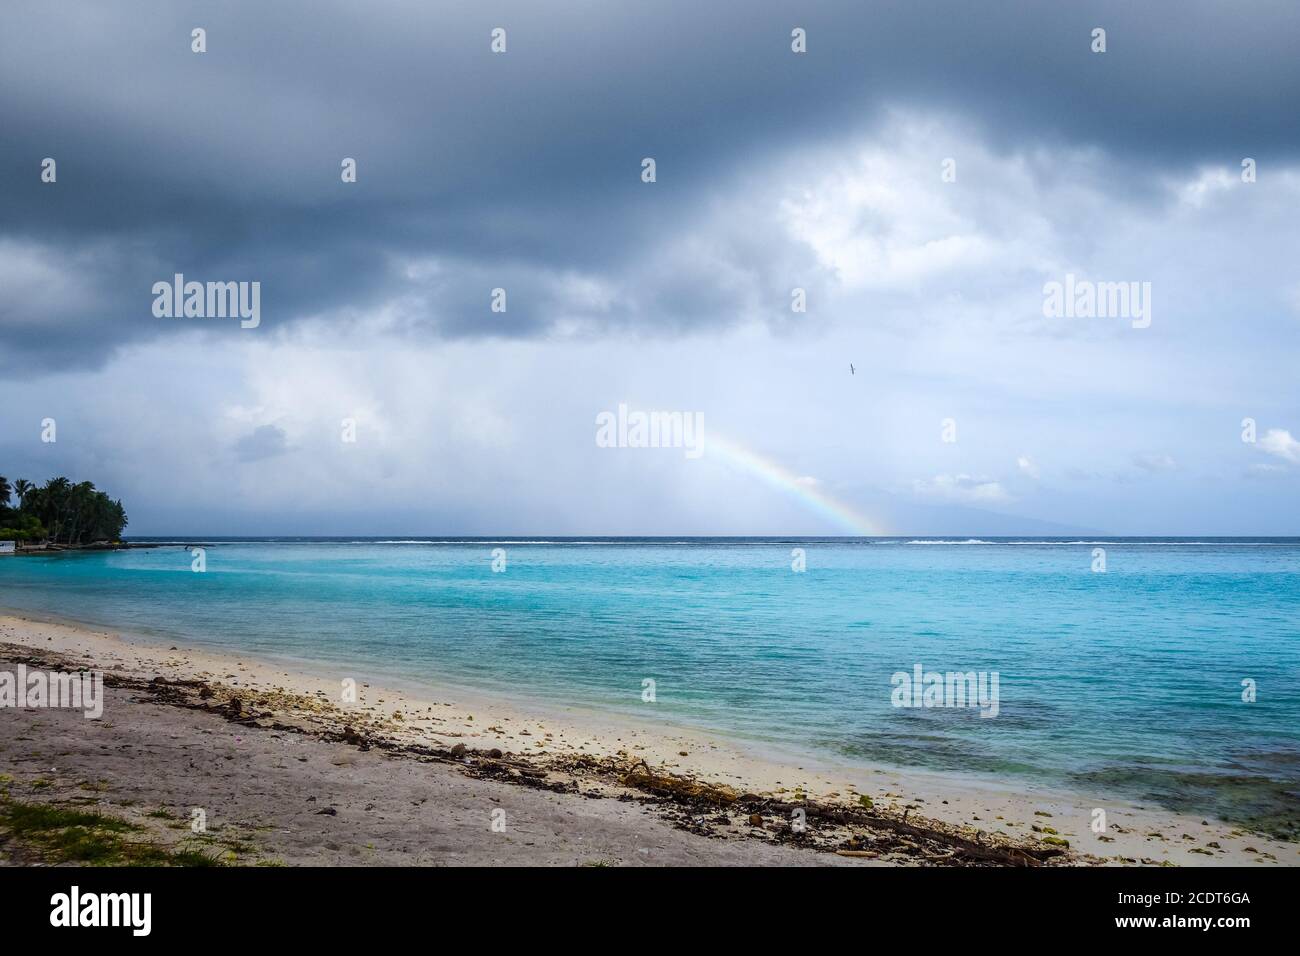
[1,0,1298,536]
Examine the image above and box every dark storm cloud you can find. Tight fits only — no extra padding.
[1,0,1297,372]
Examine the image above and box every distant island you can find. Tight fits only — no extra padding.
[0,475,127,550]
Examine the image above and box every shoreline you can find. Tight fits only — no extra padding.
[1,611,1294,866]
[0,542,171,556]
[0,603,1052,799]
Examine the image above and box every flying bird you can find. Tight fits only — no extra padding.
[849,363,855,375]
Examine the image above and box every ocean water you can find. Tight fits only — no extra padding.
[3,537,1299,835]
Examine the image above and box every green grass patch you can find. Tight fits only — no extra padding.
[2,800,137,833]
[0,796,224,866]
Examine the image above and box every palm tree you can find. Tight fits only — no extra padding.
[1,476,128,545]
[0,476,10,509]
[40,477,70,544]
[64,481,96,545]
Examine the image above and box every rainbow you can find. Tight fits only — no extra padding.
[706,433,885,536]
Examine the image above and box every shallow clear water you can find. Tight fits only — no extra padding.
[3,537,1298,833]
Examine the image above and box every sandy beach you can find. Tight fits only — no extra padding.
[1,612,1293,867]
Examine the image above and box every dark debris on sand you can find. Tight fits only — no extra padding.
[7,643,1072,867]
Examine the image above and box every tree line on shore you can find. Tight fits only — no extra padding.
[0,475,128,545]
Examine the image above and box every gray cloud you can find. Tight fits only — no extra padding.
[3,0,1299,372]
[234,424,289,462]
